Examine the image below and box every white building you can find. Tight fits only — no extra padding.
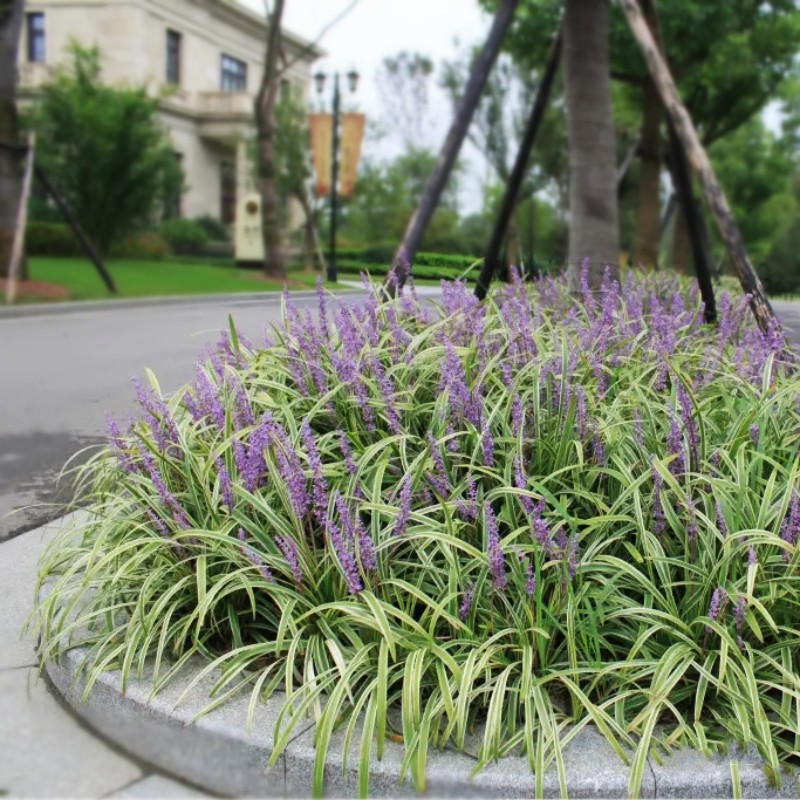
[16,0,322,225]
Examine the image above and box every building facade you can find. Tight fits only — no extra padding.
[16,0,321,225]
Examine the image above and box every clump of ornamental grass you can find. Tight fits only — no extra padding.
[33,266,800,797]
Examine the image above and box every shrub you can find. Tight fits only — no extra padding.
[34,270,800,796]
[25,222,80,257]
[110,232,170,261]
[193,215,230,243]
[159,219,211,255]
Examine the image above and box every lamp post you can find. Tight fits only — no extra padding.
[314,68,359,283]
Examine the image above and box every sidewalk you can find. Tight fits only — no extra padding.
[0,516,210,798]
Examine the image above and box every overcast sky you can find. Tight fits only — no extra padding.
[240,0,491,212]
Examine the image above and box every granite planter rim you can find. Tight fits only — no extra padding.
[38,515,798,798]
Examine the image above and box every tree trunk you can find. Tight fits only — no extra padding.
[298,193,316,271]
[670,206,690,274]
[0,0,25,281]
[505,209,519,272]
[634,81,661,267]
[255,0,286,281]
[389,0,520,289]
[618,0,775,333]
[563,0,620,292]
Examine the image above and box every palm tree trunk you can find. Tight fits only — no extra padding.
[563,0,620,292]
[255,0,286,281]
[633,81,661,268]
[0,0,25,280]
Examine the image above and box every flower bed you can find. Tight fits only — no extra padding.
[34,268,800,797]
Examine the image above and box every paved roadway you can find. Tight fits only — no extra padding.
[2,292,799,543]
[0,291,339,541]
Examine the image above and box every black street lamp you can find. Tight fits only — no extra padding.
[314,68,359,284]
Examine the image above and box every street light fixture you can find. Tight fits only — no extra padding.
[314,67,359,283]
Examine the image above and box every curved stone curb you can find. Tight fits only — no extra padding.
[44,646,798,799]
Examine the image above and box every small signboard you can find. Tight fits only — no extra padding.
[234,193,264,266]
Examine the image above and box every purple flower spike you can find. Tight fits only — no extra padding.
[394,476,413,537]
[780,492,800,561]
[525,560,536,597]
[237,528,274,582]
[459,586,475,621]
[567,533,580,578]
[485,506,506,591]
[482,418,495,467]
[734,597,746,631]
[706,587,729,634]
[749,423,760,445]
[716,501,728,537]
[514,456,536,518]
[327,515,362,594]
[277,535,303,588]
[302,420,328,524]
[106,415,134,473]
[216,457,234,511]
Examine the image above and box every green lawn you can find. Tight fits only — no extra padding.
[17,257,332,302]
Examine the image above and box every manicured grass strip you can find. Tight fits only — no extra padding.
[23,257,331,301]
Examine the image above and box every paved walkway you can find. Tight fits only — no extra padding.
[0,515,211,798]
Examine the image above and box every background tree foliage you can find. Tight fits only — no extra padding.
[27,46,183,257]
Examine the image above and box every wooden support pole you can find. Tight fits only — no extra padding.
[619,0,775,333]
[388,0,521,292]
[5,133,35,304]
[666,121,717,322]
[34,164,117,293]
[474,28,561,301]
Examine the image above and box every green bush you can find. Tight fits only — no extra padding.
[33,271,800,796]
[193,215,230,243]
[158,219,211,255]
[25,222,80,256]
[111,232,170,261]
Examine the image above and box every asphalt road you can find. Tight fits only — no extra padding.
[0,291,336,540]
[2,291,799,542]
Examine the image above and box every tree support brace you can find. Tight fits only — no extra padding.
[386,0,521,294]
[619,0,775,334]
[0,139,117,294]
[474,27,562,301]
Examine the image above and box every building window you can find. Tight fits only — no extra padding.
[27,13,45,63]
[220,161,237,224]
[166,30,181,85]
[220,55,247,92]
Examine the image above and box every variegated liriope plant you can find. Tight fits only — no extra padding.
[34,267,800,797]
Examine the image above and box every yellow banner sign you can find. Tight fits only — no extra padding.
[309,114,333,197]
[339,113,366,197]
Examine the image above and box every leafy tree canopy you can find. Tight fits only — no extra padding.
[27,45,183,256]
[479,0,800,142]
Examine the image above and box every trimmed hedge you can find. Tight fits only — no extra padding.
[159,219,211,255]
[25,222,80,257]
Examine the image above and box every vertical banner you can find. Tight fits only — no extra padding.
[339,113,366,197]
[309,114,333,196]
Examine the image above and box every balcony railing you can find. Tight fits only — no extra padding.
[197,91,254,117]
[16,62,55,89]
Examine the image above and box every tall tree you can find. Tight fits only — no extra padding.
[563,0,619,289]
[0,0,25,279]
[255,0,286,280]
[274,89,319,270]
